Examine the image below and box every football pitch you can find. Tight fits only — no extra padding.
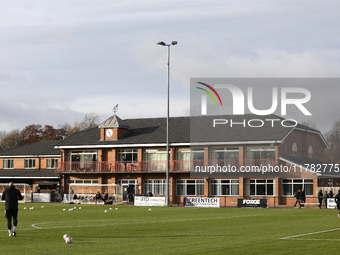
[1,203,340,254]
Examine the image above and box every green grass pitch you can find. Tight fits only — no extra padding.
[1,203,340,254]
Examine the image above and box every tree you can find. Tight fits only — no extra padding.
[324,119,340,164]
[20,124,42,145]
[21,124,64,145]
[0,129,21,151]
[67,113,100,137]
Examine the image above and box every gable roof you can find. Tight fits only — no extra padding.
[0,140,62,158]
[55,114,327,149]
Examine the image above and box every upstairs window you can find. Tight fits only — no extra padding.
[3,159,14,169]
[47,159,58,169]
[25,159,36,169]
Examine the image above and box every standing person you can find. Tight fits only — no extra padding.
[324,191,329,209]
[294,190,302,208]
[335,190,340,217]
[329,188,334,198]
[2,182,23,237]
[318,190,323,209]
[301,189,306,207]
[95,191,101,204]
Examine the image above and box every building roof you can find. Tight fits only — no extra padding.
[0,169,60,179]
[280,155,338,177]
[55,114,328,149]
[0,140,62,158]
[98,114,130,129]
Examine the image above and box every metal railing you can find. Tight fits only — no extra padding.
[55,158,277,173]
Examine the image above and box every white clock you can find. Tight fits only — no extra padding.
[106,129,113,138]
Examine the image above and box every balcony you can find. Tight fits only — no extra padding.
[55,158,277,174]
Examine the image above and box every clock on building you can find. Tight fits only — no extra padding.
[106,129,113,138]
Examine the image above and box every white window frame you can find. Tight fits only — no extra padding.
[144,179,167,196]
[245,179,276,196]
[176,179,204,196]
[282,179,313,196]
[210,179,239,196]
[3,159,14,169]
[47,158,58,169]
[25,159,36,169]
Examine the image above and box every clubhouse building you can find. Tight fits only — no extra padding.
[0,114,336,206]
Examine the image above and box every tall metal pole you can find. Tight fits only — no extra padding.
[166,44,170,206]
[157,41,177,206]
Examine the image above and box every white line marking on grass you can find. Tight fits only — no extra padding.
[292,238,340,241]
[0,214,263,232]
[279,228,340,240]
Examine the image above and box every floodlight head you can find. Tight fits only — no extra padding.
[157,41,166,46]
[171,41,177,45]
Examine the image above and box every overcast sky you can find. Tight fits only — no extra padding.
[1,0,339,134]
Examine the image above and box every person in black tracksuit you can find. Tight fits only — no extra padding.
[335,190,340,217]
[2,182,23,237]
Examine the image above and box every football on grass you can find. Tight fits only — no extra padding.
[65,237,73,244]
[63,234,70,240]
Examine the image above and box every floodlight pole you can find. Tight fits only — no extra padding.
[157,41,177,206]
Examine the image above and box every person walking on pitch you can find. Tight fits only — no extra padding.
[2,182,23,236]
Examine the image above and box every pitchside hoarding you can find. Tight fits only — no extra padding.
[184,197,220,207]
[237,199,267,208]
[327,198,337,209]
[134,196,166,206]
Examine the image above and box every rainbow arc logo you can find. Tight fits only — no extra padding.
[196,82,223,106]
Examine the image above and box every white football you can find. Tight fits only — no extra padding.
[63,234,70,240]
[65,237,73,244]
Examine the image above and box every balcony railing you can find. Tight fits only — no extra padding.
[55,158,277,174]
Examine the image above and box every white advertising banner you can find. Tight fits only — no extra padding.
[184,197,220,208]
[134,196,166,206]
[33,193,51,203]
[327,198,337,209]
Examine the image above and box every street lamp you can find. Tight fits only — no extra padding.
[157,41,177,206]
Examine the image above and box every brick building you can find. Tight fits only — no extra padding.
[0,140,61,196]
[53,114,333,206]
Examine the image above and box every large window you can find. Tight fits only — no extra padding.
[211,147,239,167]
[144,180,167,196]
[177,148,204,170]
[210,179,239,196]
[3,159,14,169]
[245,147,276,167]
[245,179,275,196]
[118,149,138,162]
[25,159,36,169]
[144,149,166,170]
[282,179,313,196]
[67,151,98,170]
[47,159,58,169]
[246,146,275,160]
[177,180,204,196]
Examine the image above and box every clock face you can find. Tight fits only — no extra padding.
[106,129,113,138]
